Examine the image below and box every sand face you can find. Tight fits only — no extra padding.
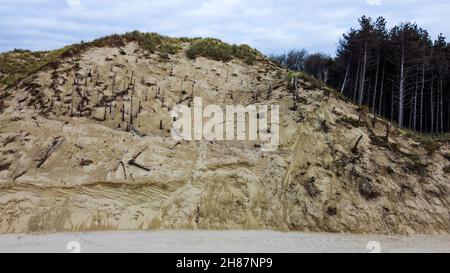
[1,230,450,253]
[1,41,450,235]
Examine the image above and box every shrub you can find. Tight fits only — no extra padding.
[122,31,181,54]
[403,132,449,155]
[177,37,201,43]
[295,71,326,90]
[186,38,233,62]
[0,46,74,88]
[338,116,363,128]
[421,138,440,154]
[0,50,44,87]
[232,44,259,64]
[159,42,179,55]
[123,31,159,52]
[405,154,428,175]
[186,38,260,64]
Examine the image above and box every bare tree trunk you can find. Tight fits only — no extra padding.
[121,104,125,122]
[129,81,135,130]
[436,82,440,133]
[340,57,351,94]
[353,54,362,102]
[385,122,391,142]
[448,104,450,133]
[371,51,380,114]
[412,75,418,132]
[440,79,444,133]
[323,68,329,84]
[391,84,394,122]
[358,40,368,105]
[378,66,385,116]
[420,57,425,132]
[398,39,405,127]
[431,78,434,133]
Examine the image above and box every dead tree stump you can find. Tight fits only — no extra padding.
[352,135,364,154]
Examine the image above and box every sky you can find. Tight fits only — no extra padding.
[0,0,449,56]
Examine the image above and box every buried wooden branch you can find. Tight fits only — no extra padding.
[169,141,181,150]
[31,116,40,127]
[119,161,127,179]
[129,125,146,137]
[13,170,27,181]
[178,96,191,104]
[113,150,128,172]
[74,143,84,150]
[385,122,391,142]
[155,86,160,99]
[37,137,64,168]
[128,147,151,171]
[129,160,151,171]
[129,81,135,129]
[130,147,147,162]
[195,205,200,224]
[103,103,108,121]
[352,135,364,154]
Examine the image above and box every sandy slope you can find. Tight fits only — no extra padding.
[1,40,450,235]
[1,230,450,253]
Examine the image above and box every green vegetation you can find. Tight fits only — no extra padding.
[0,34,129,88]
[368,133,429,175]
[369,134,393,150]
[0,46,78,88]
[185,38,260,64]
[0,49,45,87]
[405,154,429,175]
[403,132,450,154]
[0,32,184,89]
[122,31,182,54]
[286,71,297,83]
[338,116,367,128]
[286,70,327,91]
[0,32,262,89]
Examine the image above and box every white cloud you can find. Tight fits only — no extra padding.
[367,0,381,6]
[0,0,449,56]
[66,0,81,7]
